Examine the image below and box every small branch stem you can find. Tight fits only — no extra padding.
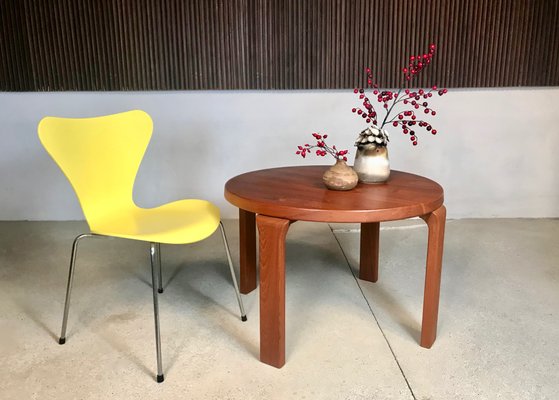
[380,88,403,128]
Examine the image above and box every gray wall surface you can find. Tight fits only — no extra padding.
[1,88,558,220]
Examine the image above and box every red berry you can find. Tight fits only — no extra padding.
[413,141,417,146]
[431,111,436,116]
[410,136,416,141]
[432,129,437,134]
[393,121,398,127]
[354,89,358,93]
[352,108,356,113]
[357,110,362,115]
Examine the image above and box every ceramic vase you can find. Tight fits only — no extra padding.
[353,144,390,183]
[322,159,358,190]
[353,125,390,183]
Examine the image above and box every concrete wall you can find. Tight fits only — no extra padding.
[1,88,558,220]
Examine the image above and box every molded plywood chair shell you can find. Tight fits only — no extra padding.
[38,110,220,244]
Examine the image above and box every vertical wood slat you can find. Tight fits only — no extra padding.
[0,0,558,91]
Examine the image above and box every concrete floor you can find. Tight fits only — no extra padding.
[0,219,557,399]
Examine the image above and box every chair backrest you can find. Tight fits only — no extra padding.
[38,110,153,227]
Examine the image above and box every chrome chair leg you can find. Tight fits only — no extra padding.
[59,233,94,345]
[156,243,163,293]
[150,243,164,383]
[219,222,247,322]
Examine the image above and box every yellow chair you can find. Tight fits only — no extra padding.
[38,110,246,383]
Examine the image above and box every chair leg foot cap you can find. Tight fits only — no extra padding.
[241,315,247,322]
[157,374,164,383]
[59,337,66,345]
[158,288,164,294]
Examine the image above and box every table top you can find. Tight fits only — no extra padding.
[225,166,444,223]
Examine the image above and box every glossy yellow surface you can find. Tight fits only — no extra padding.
[38,110,220,244]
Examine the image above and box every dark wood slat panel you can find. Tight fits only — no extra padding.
[1,0,558,91]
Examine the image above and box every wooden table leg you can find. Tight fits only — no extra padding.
[419,205,447,348]
[256,214,290,368]
[239,209,257,294]
[359,222,380,282]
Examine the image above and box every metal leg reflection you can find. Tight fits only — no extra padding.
[156,243,163,293]
[150,243,164,383]
[219,222,247,321]
[59,233,95,345]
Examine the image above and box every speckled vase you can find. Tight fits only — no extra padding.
[353,144,390,183]
[322,159,358,191]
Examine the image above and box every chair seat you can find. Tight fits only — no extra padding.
[90,199,221,244]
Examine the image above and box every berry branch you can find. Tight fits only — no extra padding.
[351,43,448,146]
[296,133,349,161]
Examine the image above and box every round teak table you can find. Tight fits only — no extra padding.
[225,166,446,368]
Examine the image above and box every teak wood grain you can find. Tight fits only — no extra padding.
[360,222,380,282]
[256,215,291,368]
[239,209,257,294]
[225,167,443,223]
[420,205,447,348]
[224,166,446,368]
